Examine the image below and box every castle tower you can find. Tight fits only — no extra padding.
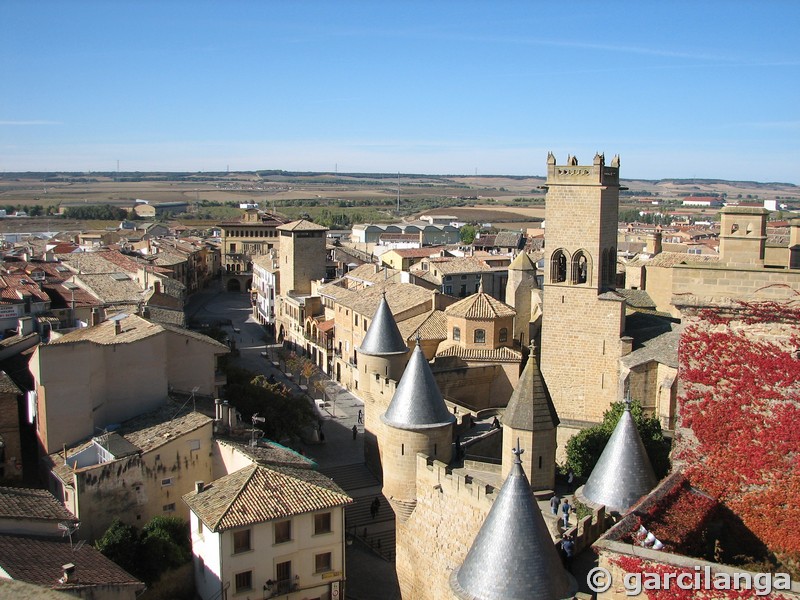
[450,442,577,600]
[501,349,559,491]
[505,251,539,347]
[356,294,410,477]
[539,153,627,454]
[380,342,455,521]
[576,403,657,515]
[276,220,328,295]
[790,217,800,269]
[718,206,769,266]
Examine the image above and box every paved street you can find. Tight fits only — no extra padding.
[186,282,400,599]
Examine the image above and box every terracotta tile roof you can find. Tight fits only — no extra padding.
[215,438,316,470]
[72,273,144,304]
[0,273,51,302]
[182,464,352,532]
[425,256,495,275]
[277,219,328,232]
[343,263,399,283]
[50,402,212,482]
[445,291,516,320]
[0,372,20,395]
[0,534,143,590]
[0,487,75,522]
[385,246,448,259]
[435,344,522,363]
[324,281,429,318]
[49,313,161,346]
[398,310,447,341]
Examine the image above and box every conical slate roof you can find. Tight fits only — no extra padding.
[450,444,576,600]
[503,353,559,432]
[581,406,658,513]
[357,293,409,356]
[508,251,537,271]
[381,343,455,430]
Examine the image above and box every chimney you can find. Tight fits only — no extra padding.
[114,320,122,335]
[195,481,205,494]
[60,563,76,584]
[154,280,161,294]
[214,398,222,420]
[645,231,662,255]
[91,308,101,327]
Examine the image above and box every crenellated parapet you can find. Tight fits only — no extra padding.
[546,152,620,187]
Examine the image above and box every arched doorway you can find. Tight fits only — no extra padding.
[227,278,242,292]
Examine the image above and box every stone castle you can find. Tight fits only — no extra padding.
[352,151,800,598]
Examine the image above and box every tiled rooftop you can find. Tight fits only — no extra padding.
[0,487,76,522]
[445,291,516,320]
[435,344,522,363]
[183,463,352,532]
[0,534,143,590]
[50,402,212,482]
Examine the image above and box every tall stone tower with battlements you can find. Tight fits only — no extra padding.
[539,152,627,454]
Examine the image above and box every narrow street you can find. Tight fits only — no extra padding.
[186,283,401,599]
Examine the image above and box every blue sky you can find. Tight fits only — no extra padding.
[2,1,799,182]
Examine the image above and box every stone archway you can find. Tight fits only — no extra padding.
[226,278,242,292]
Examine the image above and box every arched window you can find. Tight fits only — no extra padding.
[499,328,508,343]
[571,250,589,285]
[453,326,461,341]
[474,329,486,344]
[550,249,567,283]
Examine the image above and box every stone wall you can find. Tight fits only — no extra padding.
[541,287,626,425]
[671,263,800,309]
[395,455,496,600]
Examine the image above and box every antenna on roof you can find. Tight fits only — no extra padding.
[59,521,80,549]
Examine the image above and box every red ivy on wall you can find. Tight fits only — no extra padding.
[612,556,793,600]
[675,300,800,560]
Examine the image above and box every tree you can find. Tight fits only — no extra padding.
[459,224,477,244]
[95,516,192,585]
[95,519,140,577]
[564,400,670,479]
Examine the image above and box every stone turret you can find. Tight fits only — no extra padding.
[789,217,800,269]
[577,403,658,514]
[380,342,455,521]
[718,206,769,266]
[505,252,539,347]
[356,293,410,477]
[501,349,559,490]
[450,441,577,600]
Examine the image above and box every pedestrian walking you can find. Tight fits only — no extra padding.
[352,424,358,440]
[550,494,560,515]
[561,498,574,528]
[357,409,363,424]
[370,497,381,519]
[561,534,575,572]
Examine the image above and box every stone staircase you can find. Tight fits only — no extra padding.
[321,464,396,561]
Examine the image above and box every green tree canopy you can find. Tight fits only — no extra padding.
[564,400,670,479]
[459,223,477,244]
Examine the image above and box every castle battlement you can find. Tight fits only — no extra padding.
[417,453,498,508]
[546,151,620,187]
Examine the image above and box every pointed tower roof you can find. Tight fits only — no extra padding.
[381,343,455,430]
[503,353,559,432]
[445,290,516,320]
[450,443,576,600]
[508,251,537,271]
[581,405,658,513]
[357,293,409,356]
